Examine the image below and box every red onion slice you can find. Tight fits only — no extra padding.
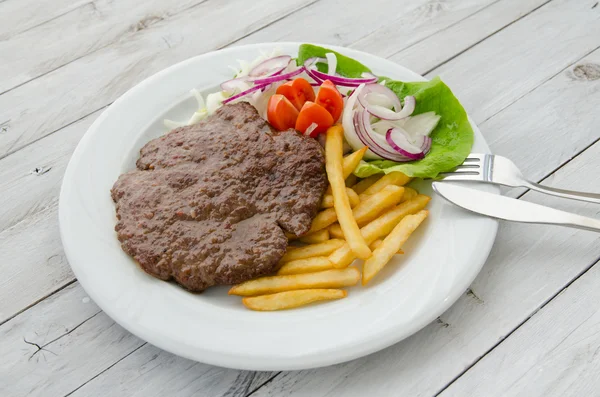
[221,77,251,93]
[303,57,377,87]
[222,83,269,104]
[365,95,416,120]
[250,66,305,85]
[385,127,431,160]
[248,55,292,77]
[357,84,402,111]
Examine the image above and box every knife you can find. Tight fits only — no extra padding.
[432,182,600,233]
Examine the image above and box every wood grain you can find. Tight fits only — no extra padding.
[0,0,314,159]
[0,284,274,397]
[440,143,600,397]
[0,0,207,94]
[0,0,89,40]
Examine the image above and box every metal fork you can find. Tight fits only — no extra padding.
[439,153,600,204]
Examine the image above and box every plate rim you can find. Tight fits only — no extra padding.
[59,42,498,370]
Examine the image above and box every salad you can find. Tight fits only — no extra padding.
[165,44,473,179]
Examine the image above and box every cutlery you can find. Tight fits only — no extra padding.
[438,153,600,204]
[432,182,600,232]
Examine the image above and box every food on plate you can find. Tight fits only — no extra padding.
[277,257,334,275]
[114,43,473,310]
[402,187,418,202]
[280,239,345,263]
[111,103,327,291]
[321,188,360,209]
[357,171,411,201]
[363,210,429,284]
[352,185,405,226]
[353,174,382,194]
[325,125,371,259]
[307,207,339,234]
[369,239,404,254]
[242,289,347,311]
[298,228,330,244]
[328,223,344,239]
[329,195,431,268]
[229,267,360,296]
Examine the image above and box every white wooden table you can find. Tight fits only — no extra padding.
[1,0,599,395]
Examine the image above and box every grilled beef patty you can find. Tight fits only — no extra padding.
[111,102,327,291]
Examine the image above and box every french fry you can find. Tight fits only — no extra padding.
[363,210,429,285]
[353,185,405,226]
[402,187,418,202]
[280,239,345,263]
[345,174,358,188]
[370,239,404,254]
[298,228,330,244]
[329,194,431,268]
[342,146,368,179]
[359,171,411,201]
[307,207,338,233]
[353,174,382,194]
[242,289,347,311]
[325,125,371,259]
[277,257,334,275]
[328,223,344,239]
[326,147,367,194]
[321,188,360,209]
[229,267,360,296]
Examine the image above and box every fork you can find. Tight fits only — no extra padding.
[439,153,600,204]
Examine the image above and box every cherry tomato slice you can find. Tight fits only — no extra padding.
[267,94,299,131]
[295,101,334,137]
[315,80,344,122]
[276,78,316,111]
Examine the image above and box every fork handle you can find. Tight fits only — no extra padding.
[523,181,600,204]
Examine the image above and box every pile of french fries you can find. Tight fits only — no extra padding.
[229,125,430,311]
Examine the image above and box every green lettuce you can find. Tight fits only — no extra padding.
[297,44,474,179]
[355,77,474,178]
[297,44,371,78]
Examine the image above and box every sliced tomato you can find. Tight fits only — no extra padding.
[295,101,334,137]
[267,94,299,131]
[275,78,316,111]
[315,80,344,122]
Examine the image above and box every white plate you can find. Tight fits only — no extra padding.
[59,43,498,371]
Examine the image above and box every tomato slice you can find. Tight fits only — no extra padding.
[276,78,316,111]
[315,80,344,122]
[295,101,334,137]
[267,94,299,131]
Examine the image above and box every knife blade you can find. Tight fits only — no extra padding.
[432,182,600,233]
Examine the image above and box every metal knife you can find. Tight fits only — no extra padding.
[432,182,600,233]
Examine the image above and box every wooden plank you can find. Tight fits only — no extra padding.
[0,283,142,397]
[380,0,550,74]
[440,265,600,397]
[439,151,600,397]
[0,109,101,325]
[235,0,491,49]
[248,132,600,397]
[0,0,89,40]
[421,0,600,124]
[0,283,275,397]
[0,0,314,158]
[0,0,207,94]
[68,343,276,397]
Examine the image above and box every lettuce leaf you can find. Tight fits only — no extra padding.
[297,44,371,78]
[354,77,474,178]
[297,44,474,179]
